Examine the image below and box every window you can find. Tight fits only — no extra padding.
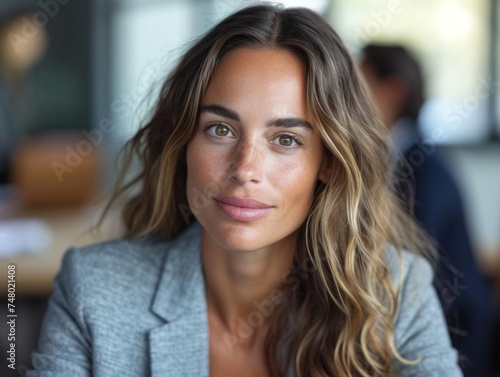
[329,0,492,144]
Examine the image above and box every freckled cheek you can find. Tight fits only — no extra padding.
[187,144,227,188]
[270,160,319,207]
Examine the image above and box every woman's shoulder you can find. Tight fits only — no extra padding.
[384,244,434,292]
[383,245,438,333]
[56,222,202,298]
[61,234,169,279]
[384,246,462,375]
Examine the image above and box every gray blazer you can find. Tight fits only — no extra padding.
[27,222,463,377]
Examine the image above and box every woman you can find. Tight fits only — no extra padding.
[27,4,462,377]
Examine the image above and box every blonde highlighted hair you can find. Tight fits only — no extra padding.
[104,4,432,376]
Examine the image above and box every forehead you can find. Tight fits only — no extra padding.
[203,47,309,119]
[215,46,304,73]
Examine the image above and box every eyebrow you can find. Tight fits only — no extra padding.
[199,104,313,131]
[199,104,240,121]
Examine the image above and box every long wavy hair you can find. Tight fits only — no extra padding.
[103,4,432,376]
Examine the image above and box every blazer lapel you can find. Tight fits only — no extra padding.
[148,222,209,377]
[149,314,209,377]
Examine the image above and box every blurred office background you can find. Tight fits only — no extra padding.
[0,0,499,375]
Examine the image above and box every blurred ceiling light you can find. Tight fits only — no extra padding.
[272,0,329,13]
[214,0,329,18]
[436,2,475,41]
[0,14,48,73]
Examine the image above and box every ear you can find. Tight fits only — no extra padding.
[318,155,332,184]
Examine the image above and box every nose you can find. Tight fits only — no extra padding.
[227,139,263,184]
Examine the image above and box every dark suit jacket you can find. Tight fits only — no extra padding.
[395,135,494,377]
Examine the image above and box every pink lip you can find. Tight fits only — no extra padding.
[214,196,273,222]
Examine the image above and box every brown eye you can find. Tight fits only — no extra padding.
[206,124,234,138]
[215,125,230,136]
[279,135,294,146]
[273,134,301,148]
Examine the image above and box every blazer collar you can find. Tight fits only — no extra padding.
[151,221,205,321]
[148,221,209,376]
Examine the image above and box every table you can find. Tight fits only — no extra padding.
[0,205,121,297]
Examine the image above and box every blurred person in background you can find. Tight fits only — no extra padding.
[0,7,47,183]
[361,43,494,377]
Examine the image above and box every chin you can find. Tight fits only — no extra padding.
[206,220,273,253]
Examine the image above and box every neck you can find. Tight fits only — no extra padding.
[201,228,296,345]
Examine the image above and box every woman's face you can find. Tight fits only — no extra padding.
[186,47,328,252]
